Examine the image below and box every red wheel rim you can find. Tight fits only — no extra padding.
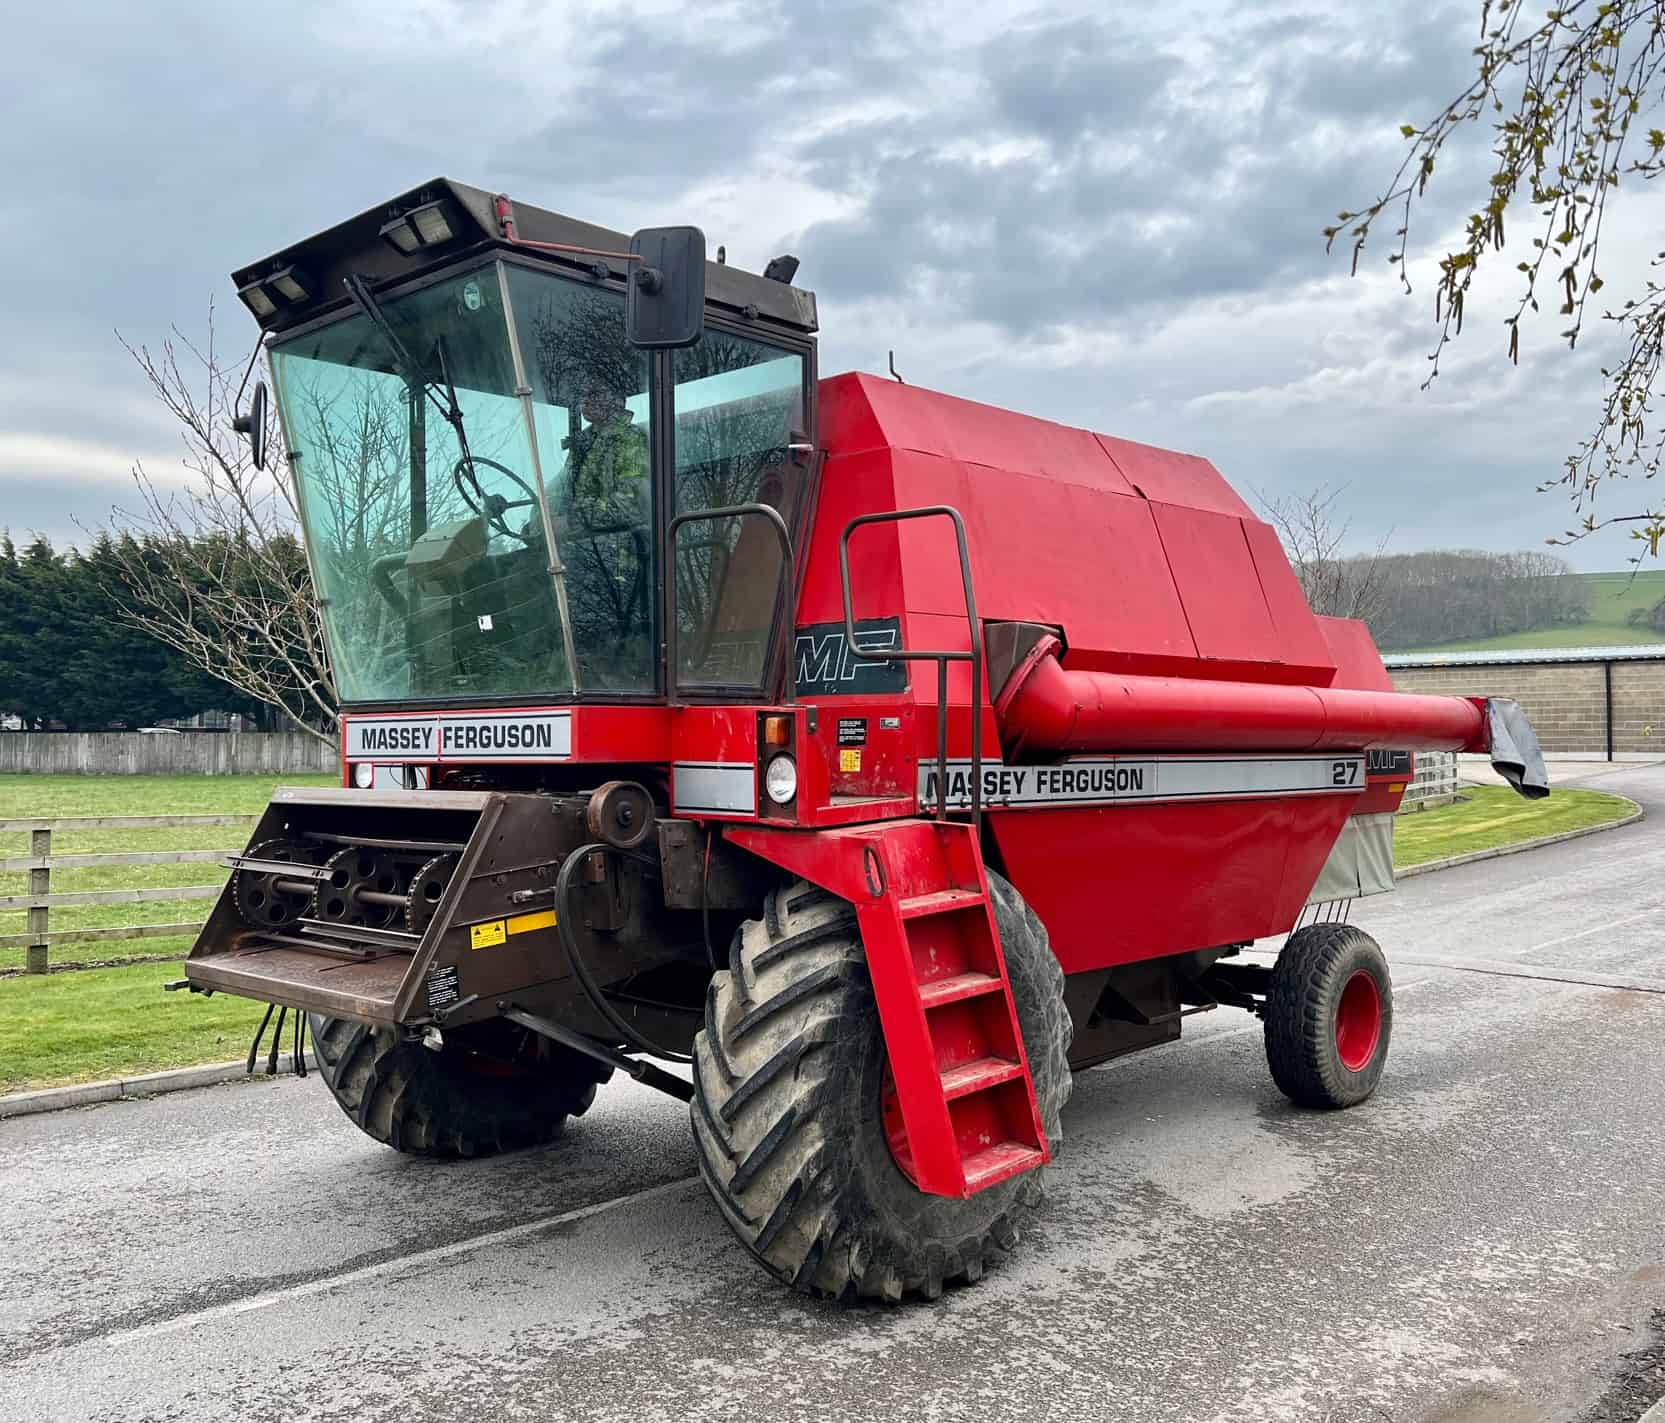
[879,1064,920,1187]
[1335,969,1382,1072]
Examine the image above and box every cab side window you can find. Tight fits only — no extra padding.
[671,334,807,688]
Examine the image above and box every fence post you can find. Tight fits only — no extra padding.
[26,826,50,974]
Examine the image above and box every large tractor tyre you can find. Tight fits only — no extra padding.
[307,1014,612,1159]
[691,873,1072,1302]
[1264,923,1393,1110]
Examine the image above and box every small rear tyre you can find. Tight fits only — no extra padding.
[1264,923,1392,1109]
[308,1015,611,1158]
[691,873,1072,1303]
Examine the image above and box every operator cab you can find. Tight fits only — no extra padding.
[232,179,819,710]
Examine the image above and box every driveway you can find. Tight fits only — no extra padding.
[3,766,1661,1422]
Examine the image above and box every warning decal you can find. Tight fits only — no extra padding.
[425,964,460,1009]
[470,919,507,950]
[919,754,1367,812]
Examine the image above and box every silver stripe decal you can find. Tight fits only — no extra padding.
[919,754,1366,811]
[673,762,757,815]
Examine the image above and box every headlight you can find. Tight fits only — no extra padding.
[764,754,797,805]
[352,763,375,788]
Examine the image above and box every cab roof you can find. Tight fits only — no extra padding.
[231,177,818,340]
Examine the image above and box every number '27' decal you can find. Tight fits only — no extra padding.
[1331,760,1361,786]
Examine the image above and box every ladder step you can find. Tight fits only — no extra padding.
[961,1141,1047,1193]
[898,888,987,919]
[918,971,1006,1009]
[940,1056,1025,1101]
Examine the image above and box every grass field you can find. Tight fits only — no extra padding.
[0,774,337,972]
[1394,569,1665,654]
[0,958,268,1094]
[1392,783,1637,868]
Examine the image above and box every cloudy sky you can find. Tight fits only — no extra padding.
[2,0,1659,569]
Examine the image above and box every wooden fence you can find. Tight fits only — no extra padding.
[0,733,335,776]
[0,813,251,973]
[1402,751,1461,811]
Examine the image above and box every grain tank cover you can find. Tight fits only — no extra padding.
[813,373,1339,687]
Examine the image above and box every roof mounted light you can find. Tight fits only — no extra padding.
[236,277,277,319]
[379,213,421,254]
[266,265,310,303]
[379,199,457,256]
[236,264,311,323]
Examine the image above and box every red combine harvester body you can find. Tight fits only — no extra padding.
[184,180,1547,1302]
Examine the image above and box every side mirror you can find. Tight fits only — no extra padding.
[233,379,268,471]
[627,226,706,349]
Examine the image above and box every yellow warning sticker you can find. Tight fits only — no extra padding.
[839,747,862,773]
[470,919,507,950]
[507,908,557,936]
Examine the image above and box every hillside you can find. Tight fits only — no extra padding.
[1389,569,1665,655]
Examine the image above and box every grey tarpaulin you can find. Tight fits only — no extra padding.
[1308,812,1396,903]
[1487,697,1550,800]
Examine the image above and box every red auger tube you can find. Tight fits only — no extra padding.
[997,641,1486,756]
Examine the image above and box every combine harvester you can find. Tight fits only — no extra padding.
[182,180,1547,1301]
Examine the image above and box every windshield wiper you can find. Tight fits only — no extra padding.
[342,272,421,378]
[343,273,486,505]
[429,335,485,502]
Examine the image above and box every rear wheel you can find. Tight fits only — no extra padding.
[308,1015,612,1158]
[1264,923,1392,1109]
[691,874,1072,1302]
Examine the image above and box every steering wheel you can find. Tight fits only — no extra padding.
[452,456,539,542]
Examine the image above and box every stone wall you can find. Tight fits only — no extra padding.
[1389,656,1662,756]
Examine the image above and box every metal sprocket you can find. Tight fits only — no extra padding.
[404,854,458,938]
[311,846,404,929]
[232,838,320,931]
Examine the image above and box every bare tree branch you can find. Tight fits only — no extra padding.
[97,304,340,745]
[1259,484,1392,623]
[1331,0,1665,559]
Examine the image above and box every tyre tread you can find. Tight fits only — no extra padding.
[307,1014,608,1159]
[692,872,1072,1302]
[1264,922,1392,1109]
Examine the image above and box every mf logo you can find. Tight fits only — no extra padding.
[792,618,907,695]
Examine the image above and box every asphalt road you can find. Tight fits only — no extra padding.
[3,766,1663,1423]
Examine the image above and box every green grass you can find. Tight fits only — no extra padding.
[1394,569,1665,654]
[0,774,337,1090]
[1393,783,1636,869]
[0,958,268,1092]
[0,773,338,971]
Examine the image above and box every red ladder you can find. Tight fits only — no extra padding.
[727,818,1049,1198]
[854,819,1047,1197]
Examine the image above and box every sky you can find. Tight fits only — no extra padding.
[1,0,1660,570]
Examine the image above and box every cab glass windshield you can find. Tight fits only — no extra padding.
[270,263,652,703]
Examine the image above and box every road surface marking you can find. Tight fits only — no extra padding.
[1522,906,1665,956]
[1244,946,1665,996]
[1387,955,1665,995]
[105,1175,702,1349]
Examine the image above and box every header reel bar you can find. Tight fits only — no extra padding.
[231,834,467,947]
